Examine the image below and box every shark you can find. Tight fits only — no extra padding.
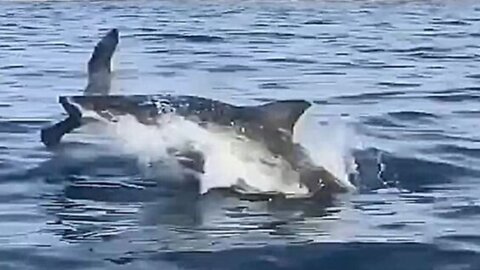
[40,28,351,200]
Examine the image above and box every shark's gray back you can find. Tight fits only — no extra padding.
[59,94,310,165]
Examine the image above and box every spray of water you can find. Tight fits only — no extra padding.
[93,110,356,195]
[293,113,358,191]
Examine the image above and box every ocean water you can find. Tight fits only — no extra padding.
[2,0,480,269]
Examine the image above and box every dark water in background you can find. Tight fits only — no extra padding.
[2,0,480,269]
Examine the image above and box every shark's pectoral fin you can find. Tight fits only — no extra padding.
[84,28,119,95]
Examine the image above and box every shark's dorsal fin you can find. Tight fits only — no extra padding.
[84,28,119,96]
[230,100,311,160]
[242,100,311,135]
[252,100,311,134]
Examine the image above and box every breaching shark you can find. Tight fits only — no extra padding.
[40,28,351,200]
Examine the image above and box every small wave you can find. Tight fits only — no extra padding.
[304,71,346,76]
[456,86,480,92]
[0,64,24,70]
[361,116,406,128]
[333,91,406,102]
[380,64,416,69]
[144,48,169,54]
[323,61,357,68]
[430,19,471,26]
[64,180,175,203]
[28,42,71,48]
[355,47,386,53]
[10,69,46,77]
[433,144,480,160]
[352,147,479,192]
[430,89,464,95]
[465,74,480,79]
[228,31,296,39]
[136,27,157,32]
[453,109,480,116]
[387,111,438,121]
[377,81,422,88]
[155,62,196,70]
[389,46,452,54]
[435,205,480,219]
[258,82,289,90]
[303,19,337,25]
[262,57,317,64]
[154,242,479,270]
[0,119,50,134]
[220,8,246,15]
[437,234,480,246]
[173,34,224,43]
[405,52,474,60]
[206,64,258,73]
[116,14,143,19]
[132,33,224,43]
[426,94,480,102]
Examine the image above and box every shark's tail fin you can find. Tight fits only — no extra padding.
[84,28,119,96]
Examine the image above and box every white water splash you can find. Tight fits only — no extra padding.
[98,114,307,194]
[293,112,358,191]
[91,110,356,194]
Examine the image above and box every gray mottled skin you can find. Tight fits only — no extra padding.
[40,29,350,198]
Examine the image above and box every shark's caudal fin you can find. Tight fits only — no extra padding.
[84,28,119,96]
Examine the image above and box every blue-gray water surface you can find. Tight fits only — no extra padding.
[2,0,480,269]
